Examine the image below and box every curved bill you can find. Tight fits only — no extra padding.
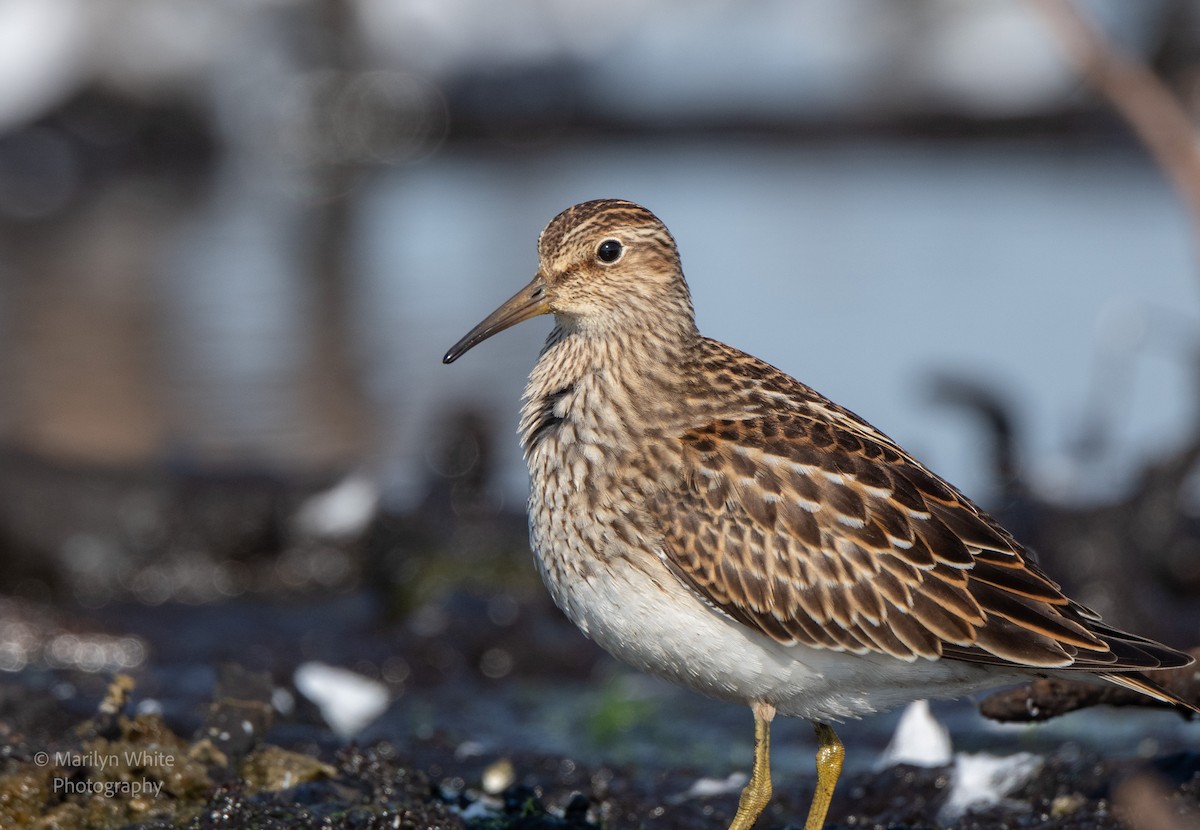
[443,276,549,364]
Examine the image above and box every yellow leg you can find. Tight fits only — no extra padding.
[803,722,844,830]
[728,701,776,830]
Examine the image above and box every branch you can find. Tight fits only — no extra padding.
[1032,0,1200,259]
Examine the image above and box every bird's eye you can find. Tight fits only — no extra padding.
[596,239,623,264]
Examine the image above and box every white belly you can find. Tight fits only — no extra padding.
[529,502,1024,722]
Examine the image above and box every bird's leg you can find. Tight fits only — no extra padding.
[728,701,776,830]
[803,721,844,830]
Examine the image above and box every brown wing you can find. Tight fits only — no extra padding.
[647,409,1189,672]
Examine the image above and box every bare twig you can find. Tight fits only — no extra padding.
[1032,0,1200,261]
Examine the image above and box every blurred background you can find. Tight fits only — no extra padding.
[2,0,1200,821]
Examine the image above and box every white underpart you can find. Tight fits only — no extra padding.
[528,477,1030,721]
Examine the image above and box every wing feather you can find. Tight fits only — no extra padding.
[648,403,1183,674]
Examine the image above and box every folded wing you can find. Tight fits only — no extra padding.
[647,409,1190,674]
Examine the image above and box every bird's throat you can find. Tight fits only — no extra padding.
[519,322,694,458]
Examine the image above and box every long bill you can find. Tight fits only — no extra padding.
[442,275,550,364]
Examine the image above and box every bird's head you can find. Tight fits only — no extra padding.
[444,199,692,364]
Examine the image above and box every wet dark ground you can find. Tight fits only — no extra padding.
[0,441,1199,829]
[7,590,1200,830]
[2,583,1200,830]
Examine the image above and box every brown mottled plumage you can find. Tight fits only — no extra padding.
[444,199,1198,830]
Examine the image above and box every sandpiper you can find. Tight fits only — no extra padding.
[443,198,1197,830]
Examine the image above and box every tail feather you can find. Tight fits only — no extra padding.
[1099,670,1200,714]
[1086,619,1195,670]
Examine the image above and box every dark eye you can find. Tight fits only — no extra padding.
[596,239,623,263]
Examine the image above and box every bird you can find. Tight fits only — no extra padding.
[443,198,1198,830]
